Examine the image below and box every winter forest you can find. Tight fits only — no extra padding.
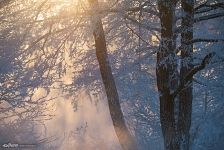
[0,0,224,150]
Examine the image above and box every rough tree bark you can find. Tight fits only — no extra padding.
[157,1,215,150]
[156,1,179,149]
[177,0,194,149]
[88,0,137,150]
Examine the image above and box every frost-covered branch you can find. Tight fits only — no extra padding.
[194,12,224,23]
[192,38,224,43]
[171,52,215,99]
[124,14,160,32]
[195,2,224,14]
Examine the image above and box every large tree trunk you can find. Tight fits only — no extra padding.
[157,1,179,149]
[177,0,194,149]
[88,0,137,150]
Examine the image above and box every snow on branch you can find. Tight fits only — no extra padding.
[192,38,224,43]
[194,12,224,23]
[171,52,216,99]
[195,2,224,14]
[124,14,160,32]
